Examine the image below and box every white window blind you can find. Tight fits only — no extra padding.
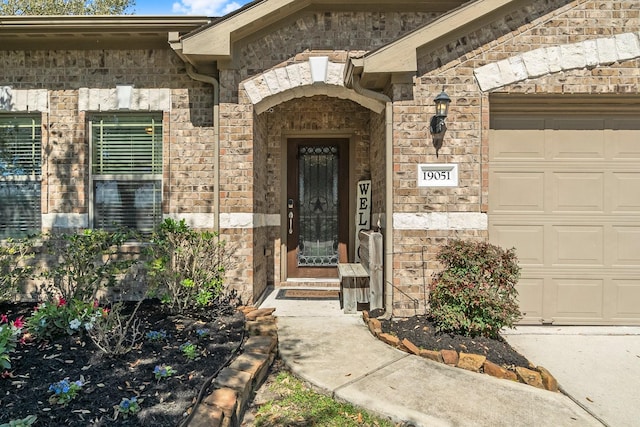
[90,114,162,234]
[0,115,41,239]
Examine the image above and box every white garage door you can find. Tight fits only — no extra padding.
[489,105,640,325]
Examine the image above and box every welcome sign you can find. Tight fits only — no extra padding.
[355,180,371,261]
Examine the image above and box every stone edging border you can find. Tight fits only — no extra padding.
[188,307,278,427]
[363,311,559,392]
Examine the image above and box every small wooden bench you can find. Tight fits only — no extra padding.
[338,230,383,314]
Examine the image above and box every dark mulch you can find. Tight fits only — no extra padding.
[0,300,245,427]
[371,310,531,369]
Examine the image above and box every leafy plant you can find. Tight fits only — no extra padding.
[48,377,84,405]
[428,239,522,338]
[179,342,198,360]
[145,219,234,314]
[145,329,167,342]
[115,396,141,419]
[26,298,108,341]
[39,229,136,303]
[0,314,24,370]
[0,237,34,303]
[153,365,175,380]
[86,301,143,356]
[0,415,37,427]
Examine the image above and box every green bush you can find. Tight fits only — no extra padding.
[0,237,34,303]
[144,219,235,315]
[428,239,522,338]
[40,229,136,302]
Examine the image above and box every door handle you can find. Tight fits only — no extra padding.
[288,211,294,235]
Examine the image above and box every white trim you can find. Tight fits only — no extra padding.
[219,213,280,229]
[78,87,171,112]
[474,32,640,91]
[165,213,215,229]
[393,212,488,230]
[42,213,88,229]
[0,87,48,112]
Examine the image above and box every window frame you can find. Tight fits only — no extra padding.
[0,113,42,239]
[88,113,163,234]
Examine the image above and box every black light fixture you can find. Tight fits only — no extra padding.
[429,90,451,157]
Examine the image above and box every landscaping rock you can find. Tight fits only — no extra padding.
[402,338,421,355]
[515,367,544,389]
[457,352,486,372]
[537,366,559,392]
[377,333,400,347]
[440,349,459,366]
[483,360,518,381]
[419,349,444,363]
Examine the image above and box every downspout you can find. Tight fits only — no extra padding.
[352,73,394,319]
[184,63,221,234]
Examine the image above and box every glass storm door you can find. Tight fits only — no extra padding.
[287,139,348,278]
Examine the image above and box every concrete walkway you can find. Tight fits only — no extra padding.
[503,326,640,427]
[259,288,602,427]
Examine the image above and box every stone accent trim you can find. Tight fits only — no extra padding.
[219,213,280,229]
[242,61,385,114]
[0,87,48,112]
[42,213,88,229]
[393,212,488,230]
[165,213,215,229]
[474,32,640,92]
[78,87,171,112]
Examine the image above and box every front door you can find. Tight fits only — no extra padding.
[287,138,348,278]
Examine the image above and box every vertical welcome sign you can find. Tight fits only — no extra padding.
[354,180,371,262]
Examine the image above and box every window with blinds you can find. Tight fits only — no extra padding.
[0,115,42,239]
[90,114,163,234]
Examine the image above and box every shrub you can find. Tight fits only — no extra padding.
[144,219,235,315]
[428,240,522,338]
[86,301,143,356]
[39,229,136,303]
[0,237,34,303]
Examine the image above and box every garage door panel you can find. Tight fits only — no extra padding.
[608,130,640,159]
[612,173,640,212]
[610,279,640,318]
[552,172,604,212]
[554,278,603,319]
[612,226,640,265]
[515,278,544,322]
[490,225,544,265]
[547,129,605,160]
[490,172,544,212]
[489,129,545,159]
[553,226,604,266]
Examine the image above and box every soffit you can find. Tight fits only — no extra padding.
[0,16,210,50]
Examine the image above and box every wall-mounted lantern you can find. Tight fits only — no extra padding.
[429,90,451,157]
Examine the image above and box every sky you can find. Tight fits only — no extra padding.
[133,0,254,16]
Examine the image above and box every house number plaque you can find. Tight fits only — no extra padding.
[417,164,458,187]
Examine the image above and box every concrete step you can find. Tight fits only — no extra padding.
[280,279,340,289]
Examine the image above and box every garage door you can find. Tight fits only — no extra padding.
[489,104,640,325]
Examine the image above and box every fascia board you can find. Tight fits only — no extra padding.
[362,0,520,75]
[180,0,310,58]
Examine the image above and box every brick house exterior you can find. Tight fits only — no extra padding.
[2,0,639,324]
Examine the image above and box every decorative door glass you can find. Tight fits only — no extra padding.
[297,145,339,266]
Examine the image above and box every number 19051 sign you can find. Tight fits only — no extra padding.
[417,163,458,187]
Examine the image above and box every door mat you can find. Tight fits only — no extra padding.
[276,289,340,300]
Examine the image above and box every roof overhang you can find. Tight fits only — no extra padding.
[173,0,468,72]
[345,0,525,91]
[0,15,211,50]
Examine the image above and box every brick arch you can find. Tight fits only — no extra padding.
[474,32,640,92]
[242,60,385,114]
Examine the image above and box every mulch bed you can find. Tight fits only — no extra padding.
[372,310,531,368]
[0,300,244,427]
